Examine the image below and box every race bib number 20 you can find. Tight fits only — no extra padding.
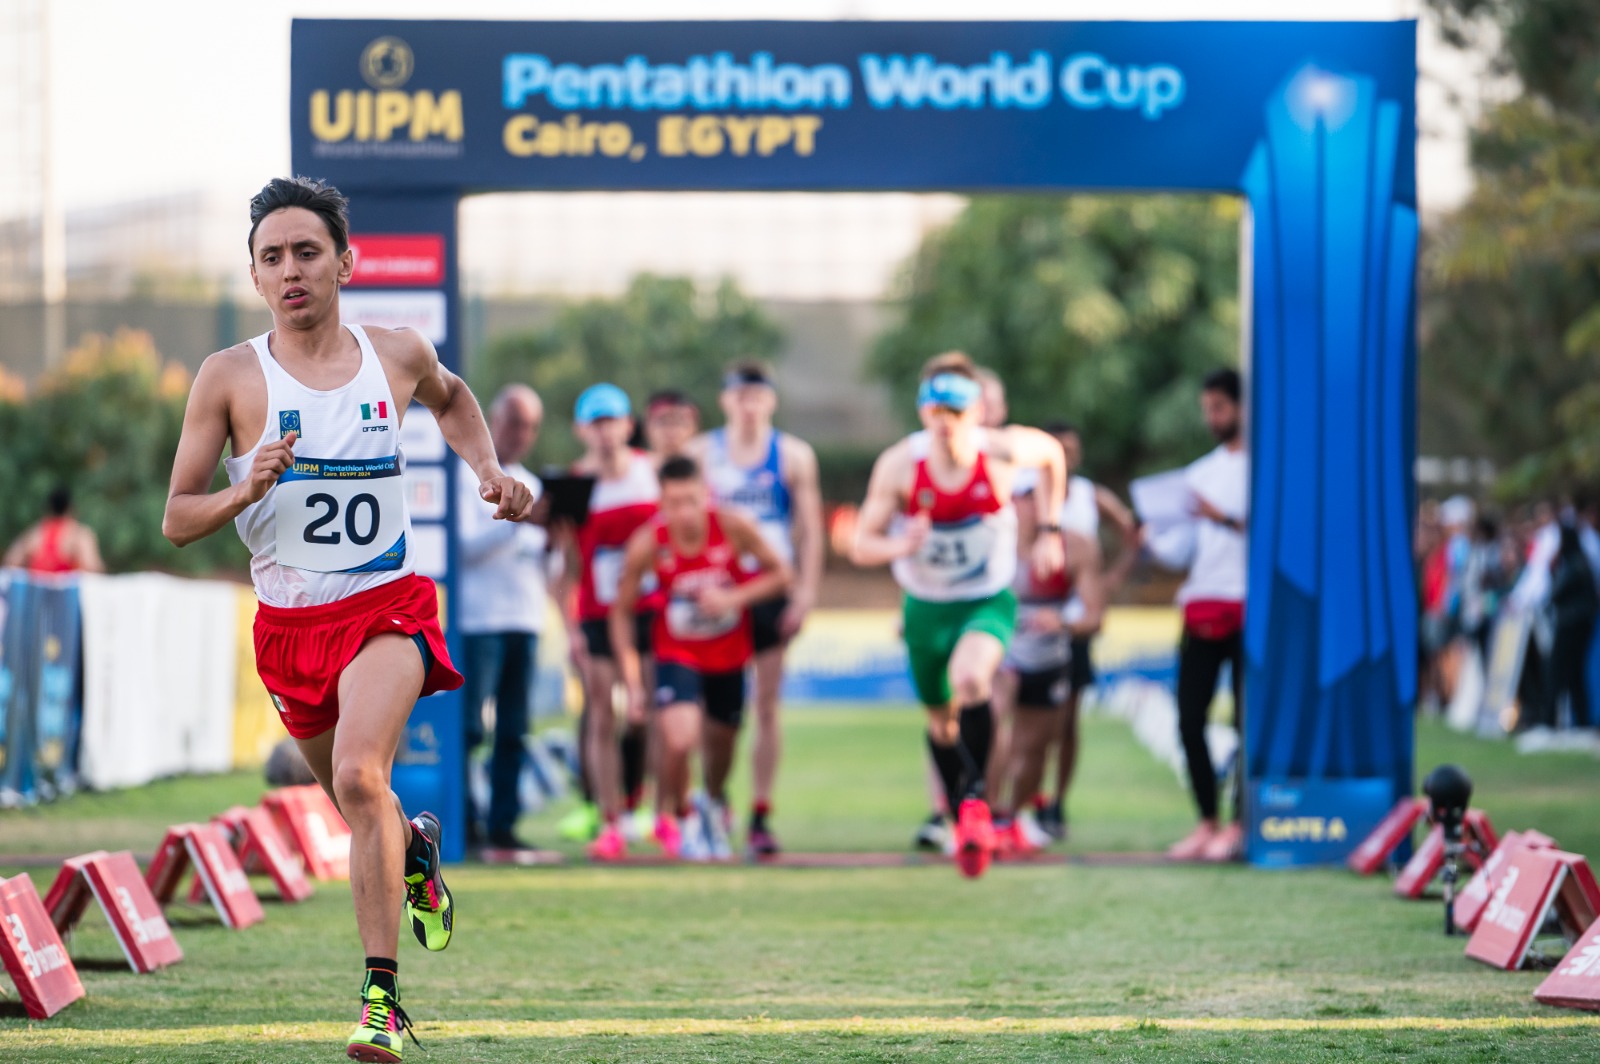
[275,456,408,574]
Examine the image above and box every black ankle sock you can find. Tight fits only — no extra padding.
[404,820,434,878]
[364,959,398,996]
[958,702,994,800]
[926,731,966,817]
[620,725,647,800]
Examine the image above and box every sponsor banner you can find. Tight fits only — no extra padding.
[407,465,449,522]
[217,806,315,904]
[1465,848,1570,970]
[264,785,353,881]
[0,873,85,1019]
[79,573,237,791]
[341,290,447,344]
[0,571,83,805]
[1346,796,1428,875]
[1246,777,1395,868]
[145,824,265,930]
[780,606,1180,703]
[1454,830,1557,933]
[1537,916,1600,1011]
[348,233,445,287]
[409,523,449,581]
[399,404,448,462]
[291,20,1415,200]
[45,852,182,974]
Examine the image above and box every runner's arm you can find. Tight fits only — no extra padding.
[74,526,106,574]
[1005,425,1067,521]
[163,355,291,548]
[1004,426,1067,577]
[1064,530,1106,638]
[406,332,532,521]
[721,509,793,610]
[783,436,825,627]
[2,525,38,568]
[609,526,655,695]
[1096,485,1142,591]
[849,445,920,568]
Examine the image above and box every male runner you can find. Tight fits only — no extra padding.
[992,447,1105,853]
[1038,421,1140,840]
[163,177,533,1061]
[689,360,823,857]
[644,388,701,461]
[850,352,1067,877]
[564,383,660,861]
[611,456,791,859]
[916,364,1008,851]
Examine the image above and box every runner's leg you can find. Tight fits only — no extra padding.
[750,644,784,811]
[583,655,624,822]
[331,633,425,959]
[948,630,1006,800]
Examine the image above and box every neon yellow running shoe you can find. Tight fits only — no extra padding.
[403,812,453,952]
[346,982,417,1062]
[558,801,601,841]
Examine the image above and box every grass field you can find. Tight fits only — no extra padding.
[2,708,1598,1062]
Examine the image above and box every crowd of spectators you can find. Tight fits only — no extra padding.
[1417,492,1600,734]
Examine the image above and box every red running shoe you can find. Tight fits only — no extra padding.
[954,798,995,879]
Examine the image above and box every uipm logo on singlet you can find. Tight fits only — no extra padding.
[279,410,302,439]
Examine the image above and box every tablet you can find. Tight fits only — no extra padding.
[539,471,597,524]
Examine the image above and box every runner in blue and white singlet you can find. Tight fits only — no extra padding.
[704,426,795,568]
[689,361,824,859]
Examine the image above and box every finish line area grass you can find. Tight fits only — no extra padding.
[3,709,1598,1062]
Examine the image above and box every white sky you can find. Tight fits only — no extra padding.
[19,0,1483,218]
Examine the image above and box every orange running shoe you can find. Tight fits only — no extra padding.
[954,798,995,879]
[587,822,627,862]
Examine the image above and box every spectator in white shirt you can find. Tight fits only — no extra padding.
[1151,369,1249,863]
[458,384,549,851]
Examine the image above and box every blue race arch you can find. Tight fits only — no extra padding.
[291,19,1419,865]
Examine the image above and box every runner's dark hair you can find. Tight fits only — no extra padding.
[658,455,700,483]
[248,176,351,257]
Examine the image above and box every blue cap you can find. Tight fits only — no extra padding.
[574,383,631,424]
[916,373,982,412]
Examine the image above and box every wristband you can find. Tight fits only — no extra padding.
[1037,523,1062,533]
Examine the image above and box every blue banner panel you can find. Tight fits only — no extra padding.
[1242,63,1418,827]
[0,572,83,806]
[1248,777,1396,867]
[291,20,1415,200]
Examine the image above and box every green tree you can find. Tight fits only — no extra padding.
[1422,0,1600,492]
[470,274,784,466]
[0,329,247,575]
[869,195,1241,487]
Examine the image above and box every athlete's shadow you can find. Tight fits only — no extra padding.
[70,956,137,972]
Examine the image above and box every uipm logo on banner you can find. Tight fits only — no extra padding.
[310,37,464,157]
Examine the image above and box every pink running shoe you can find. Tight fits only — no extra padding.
[954,798,995,879]
[653,814,683,859]
[586,822,627,862]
